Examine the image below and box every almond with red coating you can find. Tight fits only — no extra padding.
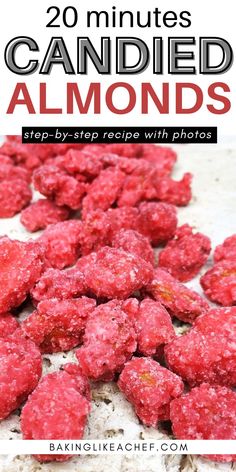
[21,199,70,232]
[83,247,154,299]
[0,237,44,313]
[118,357,184,427]
[76,300,137,381]
[0,179,32,218]
[170,383,236,463]
[158,224,211,282]
[22,297,96,353]
[38,220,82,269]
[200,259,236,306]
[21,366,90,462]
[31,266,86,304]
[0,331,42,420]
[146,268,208,323]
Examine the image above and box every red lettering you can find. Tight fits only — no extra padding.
[106,82,136,114]
[176,83,203,114]
[7,83,35,114]
[67,83,101,114]
[40,83,62,114]
[142,83,169,114]
[207,82,231,114]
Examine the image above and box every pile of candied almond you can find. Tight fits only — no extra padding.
[0,137,235,464]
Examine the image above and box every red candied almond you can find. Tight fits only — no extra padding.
[154,173,192,207]
[134,298,176,357]
[106,206,140,239]
[0,313,19,337]
[31,266,86,304]
[0,141,42,171]
[38,220,82,269]
[79,206,139,255]
[82,247,154,299]
[101,154,152,176]
[121,298,172,359]
[22,297,96,353]
[146,268,208,323]
[33,165,64,197]
[121,298,170,363]
[0,237,44,313]
[112,229,155,266]
[137,201,177,246]
[0,140,84,172]
[193,306,236,338]
[158,224,211,282]
[21,199,70,232]
[81,167,126,217]
[0,163,31,183]
[92,204,176,247]
[117,167,158,208]
[2,141,85,168]
[118,168,192,208]
[122,297,173,348]
[3,141,63,171]
[76,300,137,381]
[3,139,84,165]
[55,149,103,180]
[214,234,236,263]
[21,365,90,463]
[109,144,177,177]
[141,144,177,176]
[0,331,42,420]
[200,259,236,306]
[165,329,236,387]
[103,144,177,176]
[118,357,184,427]
[33,165,87,210]
[170,383,236,463]
[0,179,32,218]
[79,209,111,255]
[52,174,87,209]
